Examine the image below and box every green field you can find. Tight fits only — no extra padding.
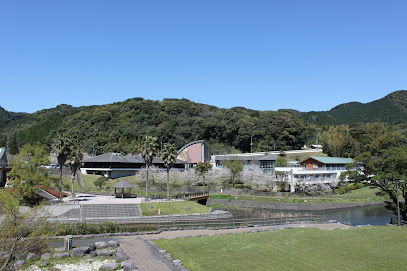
[140,201,211,216]
[155,226,407,271]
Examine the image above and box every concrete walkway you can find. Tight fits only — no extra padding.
[116,223,351,271]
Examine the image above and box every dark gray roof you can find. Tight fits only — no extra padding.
[259,153,278,161]
[215,153,277,161]
[113,179,134,189]
[83,153,143,163]
[0,148,7,166]
[83,152,185,164]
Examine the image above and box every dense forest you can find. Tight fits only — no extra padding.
[1,90,407,156]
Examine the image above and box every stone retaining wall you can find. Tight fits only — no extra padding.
[207,198,384,211]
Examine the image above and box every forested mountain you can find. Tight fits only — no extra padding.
[1,90,406,155]
[303,90,407,125]
[0,99,311,155]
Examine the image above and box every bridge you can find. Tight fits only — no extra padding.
[181,192,210,205]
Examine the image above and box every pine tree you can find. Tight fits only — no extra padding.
[9,134,19,155]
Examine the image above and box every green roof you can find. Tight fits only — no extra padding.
[305,156,353,165]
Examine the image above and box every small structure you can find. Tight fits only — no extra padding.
[113,179,134,198]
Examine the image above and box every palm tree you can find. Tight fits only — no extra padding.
[68,142,83,198]
[138,136,158,197]
[160,143,178,199]
[52,133,71,201]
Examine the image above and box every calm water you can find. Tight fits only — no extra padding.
[226,204,394,226]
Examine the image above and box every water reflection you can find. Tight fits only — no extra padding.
[224,204,394,226]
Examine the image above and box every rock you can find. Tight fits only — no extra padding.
[70,247,85,257]
[115,247,124,254]
[116,251,130,262]
[88,244,96,251]
[90,251,98,257]
[121,259,136,271]
[41,252,51,260]
[26,252,38,260]
[328,220,337,223]
[97,249,113,257]
[100,262,118,270]
[147,206,154,209]
[107,240,119,248]
[184,207,190,210]
[79,246,91,254]
[95,241,108,249]
[16,253,26,260]
[50,267,61,271]
[158,249,167,254]
[53,252,70,259]
[14,260,26,269]
[173,259,182,266]
[41,261,50,266]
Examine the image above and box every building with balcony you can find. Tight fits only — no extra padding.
[276,156,354,192]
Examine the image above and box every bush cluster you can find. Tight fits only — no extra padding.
[55,222,117,235]
[338,182,365,194]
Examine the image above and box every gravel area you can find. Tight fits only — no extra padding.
[27,258,111,271]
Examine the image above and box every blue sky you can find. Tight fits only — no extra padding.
[1,0,406,113]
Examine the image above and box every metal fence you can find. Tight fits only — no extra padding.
[116,215,325,231]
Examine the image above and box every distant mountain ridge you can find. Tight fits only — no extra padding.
[0,90,406,153]
[302,90,407,124]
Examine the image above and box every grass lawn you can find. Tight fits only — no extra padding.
[210,187,388,203]
[155,226,407,271]
[140,201,211,216]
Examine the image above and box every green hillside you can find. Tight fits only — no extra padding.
[0,98,310,154]
[328,91,407,124]
[1,90,407,154]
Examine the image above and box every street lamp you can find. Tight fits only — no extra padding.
[396,180,405,228]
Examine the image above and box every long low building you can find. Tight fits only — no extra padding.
[214,152,278,173]
[81,152,186,179]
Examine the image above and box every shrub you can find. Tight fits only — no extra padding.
[56,222,118,235]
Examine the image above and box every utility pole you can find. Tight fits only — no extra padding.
[397,180,405,227]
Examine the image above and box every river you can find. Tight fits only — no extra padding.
[220,204,394,226]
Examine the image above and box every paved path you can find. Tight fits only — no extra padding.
[116,223,351,271]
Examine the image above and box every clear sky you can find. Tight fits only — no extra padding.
[1,0,406,113]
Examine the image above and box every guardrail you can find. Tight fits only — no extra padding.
[116,215,325,231]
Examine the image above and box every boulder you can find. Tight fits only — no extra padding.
[41,252,51,260]
[53,252,70,259]
[14,260,26,269]
[89,251,98,257]
[88,244,96,251]
[79,246,92,254]
[100,262,118,270]
[41,261,50,266]
[95,242,108,249]
[107,240,119,248]
[121,259,136,271]
[70,247,85,257]
[97,249,113,257]
[116,251,130,262]
[26,252,38,260]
